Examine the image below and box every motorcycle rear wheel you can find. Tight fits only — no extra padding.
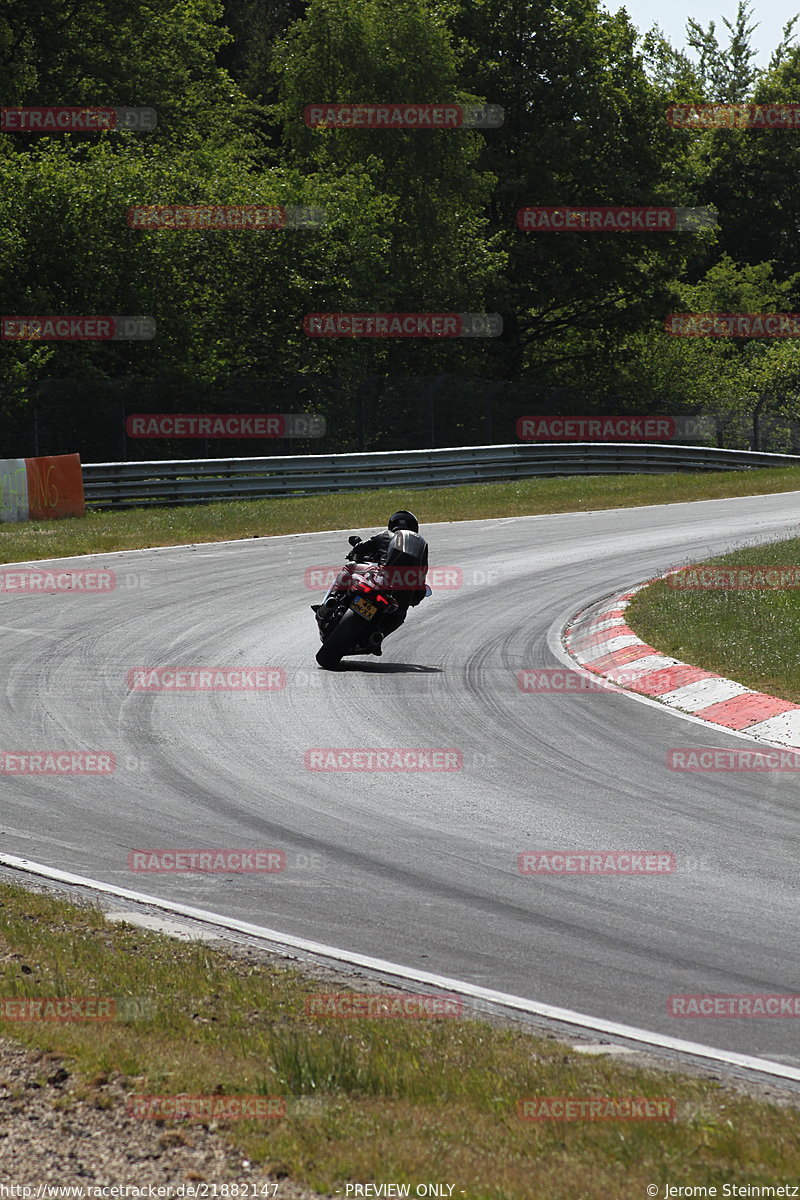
[315,609,370,668]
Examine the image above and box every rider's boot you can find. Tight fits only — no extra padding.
[368,631,384,656]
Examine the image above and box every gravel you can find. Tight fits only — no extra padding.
[0,1037,334,1197]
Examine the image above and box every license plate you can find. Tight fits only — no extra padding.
[351,595,377,619]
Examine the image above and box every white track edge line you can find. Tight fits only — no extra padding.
[1,853,798,1083]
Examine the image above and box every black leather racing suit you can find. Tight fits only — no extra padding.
[346,531,428,637]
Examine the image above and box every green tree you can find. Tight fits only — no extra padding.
[270,0,505,381]
[641,3,800,283]
[616,255,800,444]
[447,0,701,388]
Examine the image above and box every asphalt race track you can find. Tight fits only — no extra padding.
[1,490,799,1065]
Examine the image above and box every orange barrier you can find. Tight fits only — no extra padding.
[0,453,84,522]
[25,453,85,519]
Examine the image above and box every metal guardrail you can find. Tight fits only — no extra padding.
[82,442,800,509]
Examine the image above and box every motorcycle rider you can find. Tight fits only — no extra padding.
[314,510,428,655]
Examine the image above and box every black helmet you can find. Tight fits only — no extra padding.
[388,510,419,533]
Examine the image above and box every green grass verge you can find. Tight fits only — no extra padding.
[1,883,799,1198]
[2,466,800,564]
[627,537,800,703]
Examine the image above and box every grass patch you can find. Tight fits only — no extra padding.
[1,467,800,564]
[627,537,800,703]
[1,882,799,1197]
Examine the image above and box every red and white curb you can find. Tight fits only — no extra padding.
[564,581,800,749]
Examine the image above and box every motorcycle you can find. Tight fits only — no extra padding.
[312,530,429,668]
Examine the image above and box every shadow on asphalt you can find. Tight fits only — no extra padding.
[325,661,443,674]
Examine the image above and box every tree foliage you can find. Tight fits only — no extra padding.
[2,0,800,454]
